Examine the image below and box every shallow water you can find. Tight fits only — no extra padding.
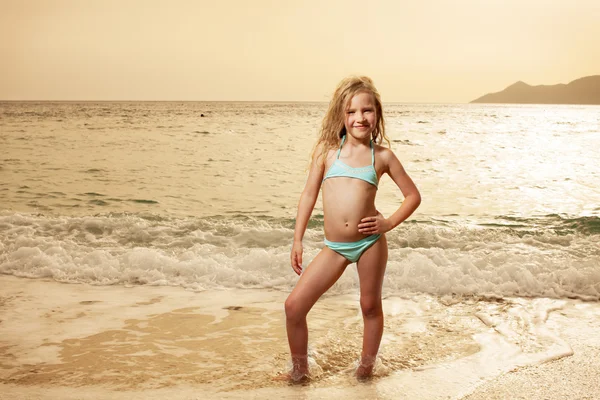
[2,277,597,399]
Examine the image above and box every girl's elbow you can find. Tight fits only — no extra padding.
[412,192,422,208]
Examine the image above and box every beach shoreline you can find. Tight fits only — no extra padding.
[2,275,599,399]
[464,299,600,399]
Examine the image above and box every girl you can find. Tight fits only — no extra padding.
[284,76,421,381]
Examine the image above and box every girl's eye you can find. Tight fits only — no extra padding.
[347,111,355,115]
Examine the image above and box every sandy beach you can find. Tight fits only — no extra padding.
[1,275,598,399]
[465,301,600,399]
[0,276,291,399]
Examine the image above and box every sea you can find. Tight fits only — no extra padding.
[1,101,599,398]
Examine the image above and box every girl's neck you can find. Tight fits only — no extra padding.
[343,134,371,147]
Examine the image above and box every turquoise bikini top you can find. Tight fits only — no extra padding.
[323,135,378,188]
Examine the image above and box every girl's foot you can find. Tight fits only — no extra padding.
[273,354,309,383]
[272,371,310,383]
[356,354,376,380]
[290,354,309,382]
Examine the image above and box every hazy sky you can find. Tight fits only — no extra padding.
[1,0,599,102]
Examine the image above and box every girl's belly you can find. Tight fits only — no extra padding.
[322,178,378,242]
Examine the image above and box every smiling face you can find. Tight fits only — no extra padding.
[344,91,377,141]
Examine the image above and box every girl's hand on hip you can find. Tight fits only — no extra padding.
[290,241,303,275]
[358,211,391,235]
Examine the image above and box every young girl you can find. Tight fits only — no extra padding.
[284,76,421,381]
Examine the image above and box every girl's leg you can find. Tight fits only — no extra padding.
[355,234,388,378]
[284,247,350,379]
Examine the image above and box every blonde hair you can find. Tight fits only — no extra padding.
[313,76,390,164]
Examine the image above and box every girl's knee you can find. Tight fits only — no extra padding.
[360,296,382,318]
[285,295,307,321]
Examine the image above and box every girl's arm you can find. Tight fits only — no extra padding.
[290,144,326,275]
[358,149,421,234]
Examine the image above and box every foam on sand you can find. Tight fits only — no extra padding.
[2,276,599,399]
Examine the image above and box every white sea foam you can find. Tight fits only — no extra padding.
[1,212,598,300]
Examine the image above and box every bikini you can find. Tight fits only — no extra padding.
[321,135,381,263]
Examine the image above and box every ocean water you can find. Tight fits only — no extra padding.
[1,101,600,397]
[1,101,599,299]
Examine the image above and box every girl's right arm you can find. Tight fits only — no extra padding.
[290,144,326,275]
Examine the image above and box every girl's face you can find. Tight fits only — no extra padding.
[344,91,377,141]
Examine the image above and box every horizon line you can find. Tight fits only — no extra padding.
[0,99,468,105]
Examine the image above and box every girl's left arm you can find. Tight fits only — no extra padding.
[359,149,421,234]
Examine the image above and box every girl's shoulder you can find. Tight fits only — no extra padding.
[373,143,398,164]
[312,141,338,167]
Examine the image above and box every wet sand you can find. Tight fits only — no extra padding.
[464,301,600,399]
[1,275,599,399]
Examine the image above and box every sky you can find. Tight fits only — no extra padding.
[1,0,599,103]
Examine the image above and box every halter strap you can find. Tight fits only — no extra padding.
[336,135,346,159]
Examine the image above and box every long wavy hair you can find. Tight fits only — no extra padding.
[313,76,391,164]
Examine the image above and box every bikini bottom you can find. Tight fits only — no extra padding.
[324,234,381,263]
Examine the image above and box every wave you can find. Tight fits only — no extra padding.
[479,214,600,235]
[0,211,598,300]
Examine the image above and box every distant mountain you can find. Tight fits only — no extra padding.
[471,75,600,105]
